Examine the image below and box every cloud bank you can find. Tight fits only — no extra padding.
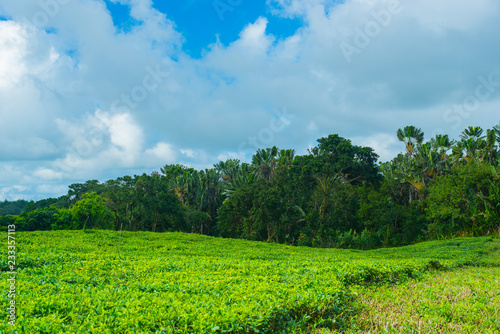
[0,0,499,200]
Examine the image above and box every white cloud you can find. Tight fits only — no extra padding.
[96,111,144,156]
[0,21,27,88]
[145,142,177,164]
[237,17,273,54]
[33,168,64,180]
[53,109,178,172]
[407,0,498,34]
[180,149,196,158]
[0,0,499,200]
[0,185,30,201]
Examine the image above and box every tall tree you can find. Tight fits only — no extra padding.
[430,134,455,160]
[135,174,187,232]
[252,146,279,181]
[216,161,255,199]
[456,126,487,163]
[196,169,222,234]
[70,193,113,230]
[396,126,424,156]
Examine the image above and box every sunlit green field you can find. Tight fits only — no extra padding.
[1,231,499,333]
[345,266,500,333]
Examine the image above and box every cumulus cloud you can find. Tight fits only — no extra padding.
[145,142,177,165]
[0,185,30,201]
[33,168,64,180]
[0,0,499,200]
[97,111,144,158]
[0,21,26,88]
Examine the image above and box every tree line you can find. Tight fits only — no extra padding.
[1,123,499,249]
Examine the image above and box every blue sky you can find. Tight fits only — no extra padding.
[0,0,500,201]
[106,0,303,57]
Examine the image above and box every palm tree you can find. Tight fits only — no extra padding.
[430,134,455,160]
[220,163,255,199]
[251,146,279,181]
[170,174,189,206]
[196,169,222,234]
[396,126,424,156]
[214,159,241,181]
[487,123,500,165]
[492,124,500,143]
[484,129,497,164]
[457,126,487,162]
[450,142,465,166]
[382,152,425,203]
[460,126,484,141]
[313,175,345,220]
[277,149,295,168]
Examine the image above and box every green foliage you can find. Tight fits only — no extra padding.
[186,206,211,234]
[350,267,500,332]
[425,162,499,238]
[0,214,19,231]
[134,174,189,232]
[357,181,427,247]
[477,166,500,229]
[396,125,424,156]
[0,199,28,216]
[14,207,64,231]
[2,122,500,249]
[308,134,381,185]
[1,231,498,333]
[67,180,104,205]
[70,193,114,230]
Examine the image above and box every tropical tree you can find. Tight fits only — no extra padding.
[102,178,126,230]
[381,154,423,203]
[219,163,255,199]
[460,126,484,141]
[70,192,113,230]
[484,128,498,165]
[134,174,187,232]
[67,180,103,205]
[396,126,424,156]
[312,173,360,221]
[170,174,190,206]
[102,175,138,231]
[252,146,279,181]
[277,149,295,168]
[161,164,199,206]
[214,159,241,181]
[308,134,380,184]
[425,161,498,237]
[430,134,455,160]
[195,169,223,234]
[454,126,487,163]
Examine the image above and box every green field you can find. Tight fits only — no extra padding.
[347,266,500,333]
[1,231,499,333]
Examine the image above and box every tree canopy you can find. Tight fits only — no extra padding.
[2,122,500,249]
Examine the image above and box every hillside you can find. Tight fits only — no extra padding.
[1,231,499,333]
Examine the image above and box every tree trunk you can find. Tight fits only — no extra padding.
[127,202,133,230]
[83,215,90,230]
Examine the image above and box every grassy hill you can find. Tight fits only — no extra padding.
[1,231,499,333]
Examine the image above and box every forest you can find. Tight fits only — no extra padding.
[1,124,500,249]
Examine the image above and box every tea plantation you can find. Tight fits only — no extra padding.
[1,231,499,333]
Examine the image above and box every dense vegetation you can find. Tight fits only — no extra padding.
[0,200,27,216]
[2,124,500,248]
[350,266,500,333]
[1,230,498,333]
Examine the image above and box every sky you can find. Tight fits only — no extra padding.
[0,0,500,201]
